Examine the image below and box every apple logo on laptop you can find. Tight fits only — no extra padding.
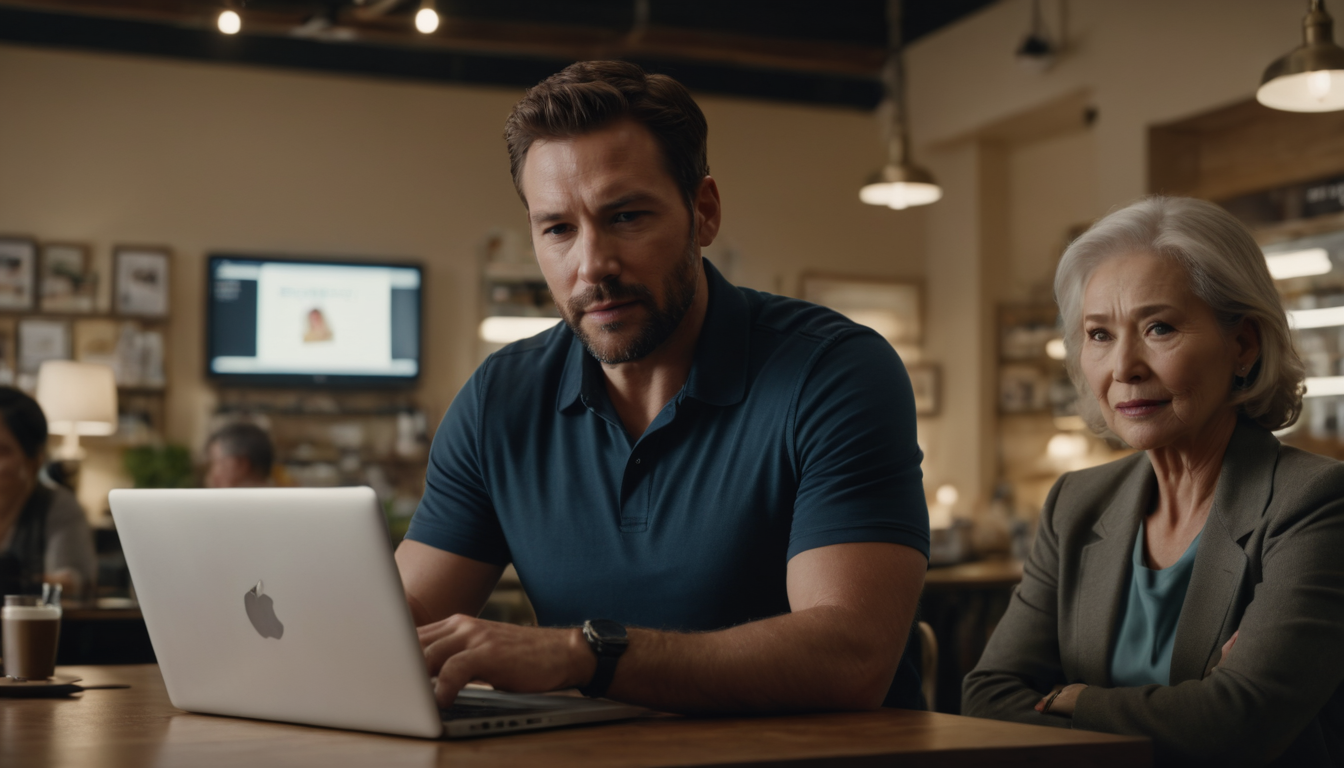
[244,580,285,639]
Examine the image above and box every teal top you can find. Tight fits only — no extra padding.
[1109,522,1203,687]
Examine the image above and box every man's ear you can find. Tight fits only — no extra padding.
[694,176,722,248]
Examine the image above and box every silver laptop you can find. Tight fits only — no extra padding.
[109,486,644,738]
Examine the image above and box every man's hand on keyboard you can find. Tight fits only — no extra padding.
[419,614,597,707]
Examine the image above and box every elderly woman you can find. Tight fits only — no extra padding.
[962,197,1344,766]
[0,386,97,598]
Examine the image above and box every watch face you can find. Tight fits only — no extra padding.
[587,619,628,644]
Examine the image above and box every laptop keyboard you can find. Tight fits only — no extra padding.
[441,702,552,721]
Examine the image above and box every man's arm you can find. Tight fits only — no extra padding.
[395,539,504,627]
[416,540,926,713]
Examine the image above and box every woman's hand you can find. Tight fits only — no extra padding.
[1035,683,1088,716]
[1207,630,1239,676]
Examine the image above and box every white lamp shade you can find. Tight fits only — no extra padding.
[859,181,944,210]
[35,361,118,437]
[1257,69,1344,112]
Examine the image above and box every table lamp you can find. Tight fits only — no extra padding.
[35,360,118,461]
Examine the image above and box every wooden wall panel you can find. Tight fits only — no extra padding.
[1149,99,1344,201]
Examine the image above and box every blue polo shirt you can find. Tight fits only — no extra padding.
[408,259,929,698]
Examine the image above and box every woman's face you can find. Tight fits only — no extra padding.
[0,421,40,509]
[1080,252,1259,452]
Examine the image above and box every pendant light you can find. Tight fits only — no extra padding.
[415,0,440,34]
[1257,0,1344,112]
[860,0,942,210]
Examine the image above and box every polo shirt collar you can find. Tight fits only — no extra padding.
[555,257,750,413]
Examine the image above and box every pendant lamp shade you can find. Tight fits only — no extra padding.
[1257,0,1344,112]
[861,0,941,210]
[860,162,943,210]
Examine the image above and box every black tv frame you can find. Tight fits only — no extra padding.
[204,253,423,390]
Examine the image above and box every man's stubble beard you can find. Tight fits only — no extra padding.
[560,236,699,365]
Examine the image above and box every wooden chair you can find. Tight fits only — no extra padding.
[917,621,938,711]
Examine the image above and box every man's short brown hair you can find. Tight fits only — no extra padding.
[504,60,709,210]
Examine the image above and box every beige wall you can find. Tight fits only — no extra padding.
[0,43,924,513]
[906,0,1310,508]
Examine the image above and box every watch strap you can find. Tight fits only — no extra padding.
[578,620,627,698]
[579,653,620,698]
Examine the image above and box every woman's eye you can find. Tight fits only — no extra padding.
[1086,328,1109,342]
[1148,322,1174,336]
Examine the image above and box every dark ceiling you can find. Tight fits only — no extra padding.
[0,0,999,108]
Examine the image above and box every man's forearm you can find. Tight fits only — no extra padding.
[602,604,903,715]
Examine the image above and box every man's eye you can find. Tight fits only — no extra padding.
[543,224,570,236]
[613,211,643,224]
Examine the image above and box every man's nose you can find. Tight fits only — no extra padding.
[575,226,620,287]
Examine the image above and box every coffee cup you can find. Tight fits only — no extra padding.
[2,595,62,681]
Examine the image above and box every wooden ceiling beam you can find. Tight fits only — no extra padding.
[0,0,885,77]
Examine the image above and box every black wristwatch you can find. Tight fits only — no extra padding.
[578,619,628,698]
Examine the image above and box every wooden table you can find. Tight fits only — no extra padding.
[0,665,1149,767]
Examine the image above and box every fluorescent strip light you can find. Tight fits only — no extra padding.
[1304,376,1344,398]
[1265,248,1332,280]
[478,316,561,344]
[1288,306,1344,329]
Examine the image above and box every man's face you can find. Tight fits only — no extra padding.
[205,441,256,489]
[520,119,714,365]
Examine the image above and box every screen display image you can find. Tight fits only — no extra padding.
[207,256,421,387]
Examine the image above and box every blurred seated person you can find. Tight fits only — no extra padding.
[205,423,275,489]
[962,197,1344,766]
[0,387,97,598]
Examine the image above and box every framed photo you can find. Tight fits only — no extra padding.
[18,318,71,375]
[800,273,922,347]
[999,363,1051,414]
[0,237,37,311]
[40,242,98,313]
[74,317,120,366]
[907,364,940,417]
[114,246,170,317]
[0,318,16,386]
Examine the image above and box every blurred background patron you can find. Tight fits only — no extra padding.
[0,386,97,599]
[204,423,275,489]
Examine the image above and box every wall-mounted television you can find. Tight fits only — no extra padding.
[206,254,422,388]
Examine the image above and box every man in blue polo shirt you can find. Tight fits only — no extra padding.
[397,60,929,714]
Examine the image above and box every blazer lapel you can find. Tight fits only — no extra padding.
[1074,455,1153,686]
[1168,421,1274,682]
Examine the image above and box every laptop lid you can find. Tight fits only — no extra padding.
[110,487,445,738]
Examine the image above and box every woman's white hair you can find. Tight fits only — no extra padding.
[1054,195,1304,433]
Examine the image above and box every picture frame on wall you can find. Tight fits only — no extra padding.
[40,242,98,313]
[0,237,38,311]
[907,363,941,417]
[799,273,923,349]
[0,318,16,386]
[114,246,170,317]
[18,318,71,375]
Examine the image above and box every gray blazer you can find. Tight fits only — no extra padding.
[963,421,1344,766]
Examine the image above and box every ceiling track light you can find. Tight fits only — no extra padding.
[1258,0,1344,112]
[217,3,242,35]
[859,0,942,211]
[415,0,440,35]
